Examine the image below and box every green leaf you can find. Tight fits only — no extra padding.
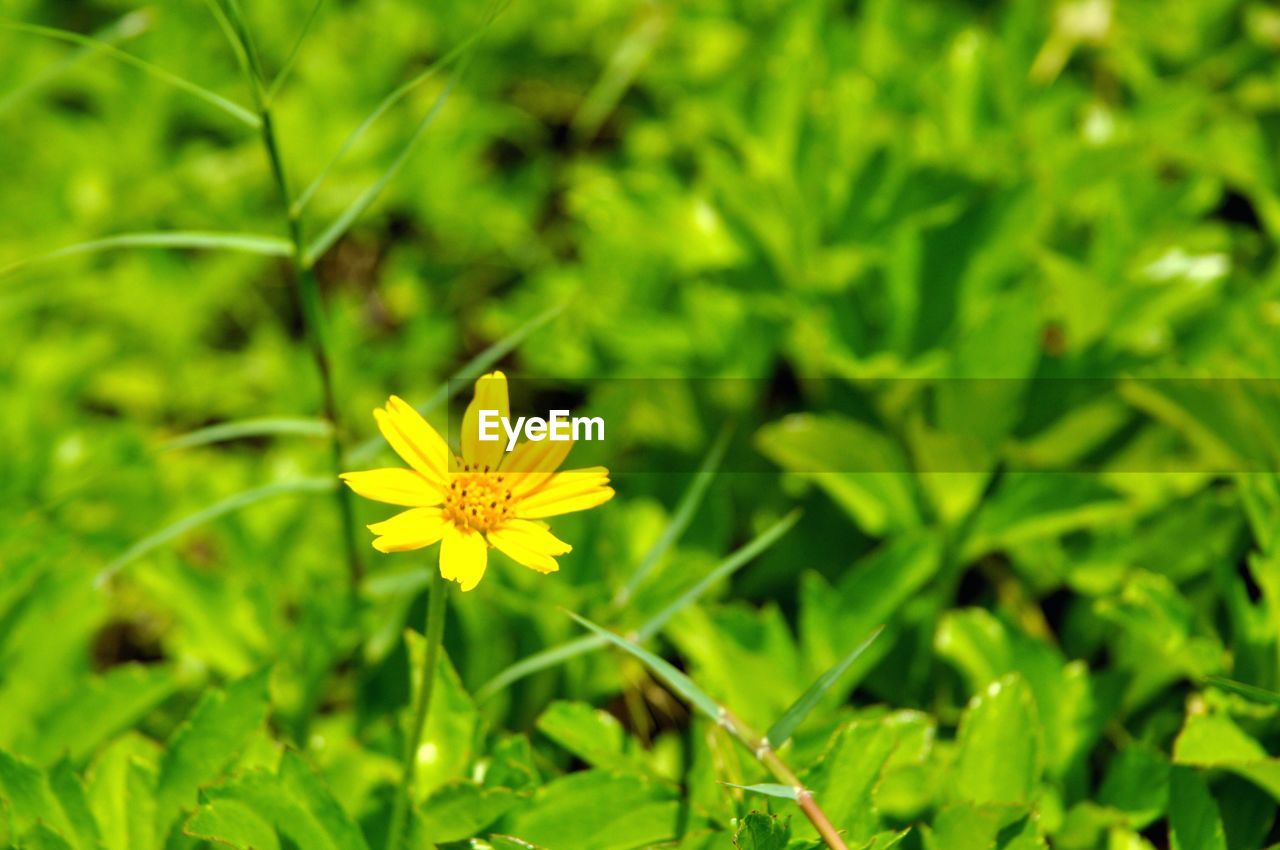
[197,751,370,850]
[1169,766,1227,850]
[800,719,897,844]
[161,417,332,451]
[766,626,882,750]
[1173,712,1280,801]
[934,608,1095,779]
[952,674,1040,805]
[503,771,687,850]
[535,701,647,774]
[732,812,790,849]
[799,534,941,685]
[184,797,280,850]
[403,634,481,796]
[565,611,723,721]
[46,760,101,850]
[273,751,369,850]
[87,734,160,850]
[95,477,335,585]
[482,735,541,792]
[17,823,76,850]
[1097,746,1169,829]
[0,19,259,126]
[721,782,798,800]
[755,413,920,534]
[0,751,82,847]
[0,231,293,280]
[924,804,1044,850]
[154,669,272,838]
[487,836,549,850]
[411,781,520,845]
[18,664,177,764]
[611,425,733,607]
[962,473,1129,559]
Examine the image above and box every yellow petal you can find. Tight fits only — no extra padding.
[517,487,615,519]
[440,523,488,591]
[374,396,449,485]
[368,507,448,553]
[340,468,443,506]
[515,466,609,499]
[502,437,574,496]
[460,371,509,472]
[488,519,572,574]
[515,468,614,519]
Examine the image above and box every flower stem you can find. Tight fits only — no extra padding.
[385,566,448,850]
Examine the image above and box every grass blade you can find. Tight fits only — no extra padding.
[199,0,257,97]
[0,10,149,116]
[265,0,325,101]
[1203,676,1280,707]
[570,8,665,144]
[474,635,605,702]
[475,510,799,700]
[348,301,568,465]
[94,477,334,586]
[721,783,799,800]
[0,231,293,279]
[1,18,260,127]
[290,0,509,217]
[765,626,884,749]
[302,76,455,266]
[612,425,733,607]
[566,611,724,721]
[161,417,332,451]
[634,510,800,641]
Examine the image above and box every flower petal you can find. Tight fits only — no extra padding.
[461,371,509,472]
[368,507,448,553]
[489,519,571,574]
[502,437,574,496]
[340,468,444,506]
[440,523,488,591]
[514,467,614,519]
[374,396,449,485]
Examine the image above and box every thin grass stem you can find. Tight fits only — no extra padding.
[203,0,364,590]
[1,17,260,126]
[385,566,448,850]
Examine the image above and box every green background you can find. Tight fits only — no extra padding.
[5,0,1280,848]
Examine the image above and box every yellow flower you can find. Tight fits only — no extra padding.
[340,371,614,591]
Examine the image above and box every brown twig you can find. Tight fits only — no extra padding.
[721,709,849,850]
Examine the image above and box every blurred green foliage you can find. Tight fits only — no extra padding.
[5,0,1280,847]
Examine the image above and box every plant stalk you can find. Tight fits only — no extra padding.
[256,96,364,592]
[209,0,363,593]
[385,566,448,850]
[724,709,849,850]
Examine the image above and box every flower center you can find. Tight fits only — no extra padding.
[443,461,513,533]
